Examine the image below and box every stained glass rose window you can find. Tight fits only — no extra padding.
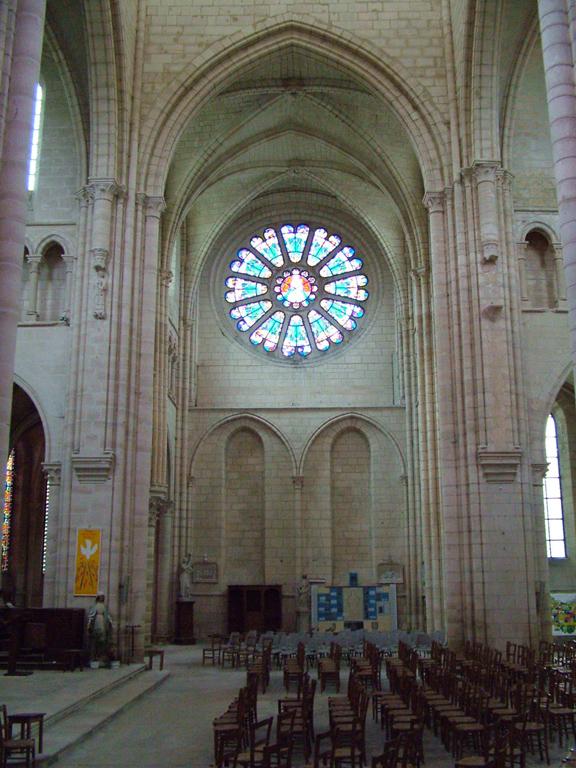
[224,224,369,359]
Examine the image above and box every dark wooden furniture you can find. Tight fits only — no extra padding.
[227,585,282,634]
[174,600,195,644]
[144,647,165,670]
[0,608,86,670]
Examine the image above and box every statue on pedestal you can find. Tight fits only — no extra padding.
[296,574,311,632]
[179,553,194,599]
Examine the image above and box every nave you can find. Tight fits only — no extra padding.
[3,644,572,767]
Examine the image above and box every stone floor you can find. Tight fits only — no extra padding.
[2,645,573,767]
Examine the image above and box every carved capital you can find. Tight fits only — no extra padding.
[42,462,61,486]
[496,168,514,190]
[477,449,522,483]
[75,186,95,207]
[472,161,500,185]
[72,453,115,483]
[87,178,125,202]
[422,191,445,214]
[292,475,305,490]
[149,495,174,526]
[159,269,173,287]
[137,193,166,218]
[410,265,429,283]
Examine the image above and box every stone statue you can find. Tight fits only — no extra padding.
[179,553,194,599]
[87,592,113,662]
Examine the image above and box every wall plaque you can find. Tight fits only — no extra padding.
[192,560,218,583]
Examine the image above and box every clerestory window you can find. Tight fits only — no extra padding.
[27,83,44,192]
[544,414,567,558]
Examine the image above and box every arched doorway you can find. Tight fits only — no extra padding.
[1,384,47,607]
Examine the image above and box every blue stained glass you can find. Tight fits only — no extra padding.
[225,277,268,303]
[231,249,272,278]
[325,274,368,301]
[282,315,312,357]
[250,311,284,351]
[230,300,272,331]
[281,224,309,263]
[307,228,341,266]
[319,246,363,277]
[250,228,284,267]
[320,299,364,330]
[308,309,343,350]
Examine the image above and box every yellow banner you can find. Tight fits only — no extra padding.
[74,528,101,596]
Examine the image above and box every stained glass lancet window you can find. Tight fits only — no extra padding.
[1,449,14,572]
[544,414,567,558]
[225,224,369,359]
[27,83,44,192]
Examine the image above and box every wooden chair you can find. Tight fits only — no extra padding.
[371,737,400,768]
[318,642,342,693]
[5,709,45,754]
[213,687,248,768]
[221,632,242,668]
[203,635,223,666]
[284,642,306,693]
[247,640,272,693]
[0,705,36,768]
[233,716,273,768]
[303,731,332,768]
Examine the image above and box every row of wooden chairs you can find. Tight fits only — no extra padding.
[213,677,258,768]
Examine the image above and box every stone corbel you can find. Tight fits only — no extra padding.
[531,462,549,486]
[481,303,503,321]
[292,475,305,490]
[72,453,115,483]
[477,449,522,483]
[481,240,499,264]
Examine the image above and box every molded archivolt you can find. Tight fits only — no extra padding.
[300,415,407,599]
[139,20,447,195]
[189,416,295,588]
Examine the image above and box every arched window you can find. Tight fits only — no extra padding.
[524,231,556,309]
[1,449,15,572]
[224,223,369,360]
[544,414,567,558]
[27,83,44,192]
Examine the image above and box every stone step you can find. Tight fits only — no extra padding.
[35,667,170,765]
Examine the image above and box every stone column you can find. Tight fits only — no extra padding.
[552,242,567,302]
[532,462,553,640]
[150,266,173,495]
[517,242,529,303]
[422,193,449,634]
[25,254,41,319]
[538,0,576,363]
[0,0,46,469]
[121,194,165,660]
[41,461,61,605]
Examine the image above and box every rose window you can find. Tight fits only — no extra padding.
[224,224,369,359]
